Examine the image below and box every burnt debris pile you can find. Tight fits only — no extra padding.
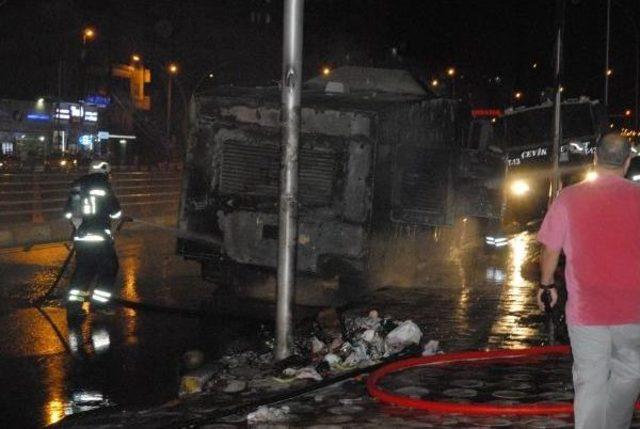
[179,308,439,398]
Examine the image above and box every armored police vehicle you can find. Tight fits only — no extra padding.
[177,67,501,295]
[491,97,607,226]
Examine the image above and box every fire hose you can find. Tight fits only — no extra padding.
[365,345,640,415]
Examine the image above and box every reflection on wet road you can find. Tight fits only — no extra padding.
[489,232,538,347]
[364,223,543,352]
[0,223,545,427]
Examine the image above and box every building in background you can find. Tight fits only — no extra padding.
[0,98,104,167]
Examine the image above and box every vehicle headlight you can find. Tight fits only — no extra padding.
[585,171,598,182]
[510,180,530,196]
[632,174,640,182]
[60,160,67,166]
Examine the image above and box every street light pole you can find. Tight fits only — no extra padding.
[605,0,611,109]
[633,30,640,134]
[550,0,565,205]
[615,0,640,134]
[166,63,178,161]
[166,75,173,139]
[276,0,304,361]
[447,67,456,98]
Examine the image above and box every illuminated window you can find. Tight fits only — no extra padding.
[1,142,13,154]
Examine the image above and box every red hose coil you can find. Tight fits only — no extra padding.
[367,345,640,415]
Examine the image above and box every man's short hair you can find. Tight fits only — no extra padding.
[596,133,631,168]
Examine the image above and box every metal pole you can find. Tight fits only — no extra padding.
[613,0,639,138]
[605,0,611,109]
[166,76,172,145]
[635,23,639,134]
[550,0,565,205]
[276,0,304,361]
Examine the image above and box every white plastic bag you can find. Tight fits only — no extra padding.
[384,320,422,356]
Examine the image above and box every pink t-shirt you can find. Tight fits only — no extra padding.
[537,175,640,326]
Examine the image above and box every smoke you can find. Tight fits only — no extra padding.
[368,218,485,289]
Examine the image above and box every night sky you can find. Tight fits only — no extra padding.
[0,0,638,115]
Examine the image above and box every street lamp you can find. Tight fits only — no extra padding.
[131,54,141,63]
[82,27,96,45]
[626,109,632,117]
[431,79,439,87]
[166,63,179,154]
[514,91,523,100]
[322,66,331,76]
[606,68,613,76]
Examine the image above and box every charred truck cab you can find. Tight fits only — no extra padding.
[492,97,606,227]
[177,67,498,296]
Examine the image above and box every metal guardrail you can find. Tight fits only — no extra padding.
[0,171,182,225]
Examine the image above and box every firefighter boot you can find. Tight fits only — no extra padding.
[66,289,89,319]
[90,288,115,316]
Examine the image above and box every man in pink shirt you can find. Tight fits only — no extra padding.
[538,133,640,429]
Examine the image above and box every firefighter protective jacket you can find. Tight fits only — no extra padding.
[64,173,122,241]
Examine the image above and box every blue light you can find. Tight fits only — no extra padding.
[27,113,50,121]
[79,135,93,146]
[86,95,111,108]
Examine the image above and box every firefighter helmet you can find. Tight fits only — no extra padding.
[89,160,111,174]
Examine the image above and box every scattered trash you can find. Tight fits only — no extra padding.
[324,353,342,367]
[422,339,440,356]
[384,320,423,356]
[344,342,370,367]
[328,336,344,352]
[311,336,326,354]
[179,365,219,397]
[246,405,290,424]
[282,366,323,381]
[222,379,247,393]
[194,308,436,401]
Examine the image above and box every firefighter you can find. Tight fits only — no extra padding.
[64,160,121,317]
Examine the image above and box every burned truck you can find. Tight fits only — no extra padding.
[492,97,607,226]
[177,67,499,293]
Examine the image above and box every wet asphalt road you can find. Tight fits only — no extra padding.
[0,228,263,428]
[0,220,546,428]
